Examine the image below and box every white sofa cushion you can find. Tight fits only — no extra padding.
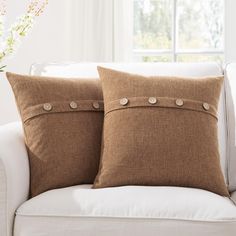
[15,185,236,221]
[14,185,236,236]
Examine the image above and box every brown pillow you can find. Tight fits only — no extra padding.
[93,67,229,197]
[6,72,104,197]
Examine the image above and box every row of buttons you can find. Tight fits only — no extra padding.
[43,101,101,111]
[43,99,210,112]
[119,97,210,111]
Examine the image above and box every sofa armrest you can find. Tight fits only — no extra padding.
[0,122,29,236]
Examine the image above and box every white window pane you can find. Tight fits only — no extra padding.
[177,0,224,50]
[133,0,173,50]
[134,55,172,62]
[177,54,224,63]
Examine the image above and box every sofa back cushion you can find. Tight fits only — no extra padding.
[6,72,104,197]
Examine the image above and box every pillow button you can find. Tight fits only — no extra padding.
[120,98,129,106]
[175,99,184,107]
[43,103,52,111]
[148,97,157,105]
[203,102,210,110]
[70,101,78,109]
[93,101,100,109]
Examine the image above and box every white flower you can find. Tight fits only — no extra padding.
[0,0,48,71]
[0,13,35,61]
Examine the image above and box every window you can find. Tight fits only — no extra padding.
[133,0,224,63]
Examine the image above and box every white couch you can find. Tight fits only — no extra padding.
[1,62,236,236]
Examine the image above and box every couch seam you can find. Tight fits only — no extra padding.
[14,213,236,223]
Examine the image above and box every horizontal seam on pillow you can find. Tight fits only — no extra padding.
[24,110,104,124]
[105,106,218,120]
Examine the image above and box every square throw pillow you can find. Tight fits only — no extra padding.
[6,72,104,197]
[93,67,229,197]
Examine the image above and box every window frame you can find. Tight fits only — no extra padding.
[133,0,225,62]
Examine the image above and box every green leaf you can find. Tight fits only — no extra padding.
[0,65,7,72]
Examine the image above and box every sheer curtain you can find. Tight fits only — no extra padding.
[225,0,236,63]
[69,0,133,62]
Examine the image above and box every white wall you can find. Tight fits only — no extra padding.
[0,0,71,125]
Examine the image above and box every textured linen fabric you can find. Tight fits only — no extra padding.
[94,67,229,197]
[14,185,236,236]
[30,62,228,185]
[6,72,103,197]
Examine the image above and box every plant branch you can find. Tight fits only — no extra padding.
[0,0,49,72]
[0,65,6,72]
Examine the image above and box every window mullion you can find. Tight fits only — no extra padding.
[172,0,177,62]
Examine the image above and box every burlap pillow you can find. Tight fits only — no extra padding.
[6,72,103,197]
[93,67,229,197]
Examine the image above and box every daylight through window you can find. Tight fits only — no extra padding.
[133,0,224,63]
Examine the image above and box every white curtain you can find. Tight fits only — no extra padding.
[68,0,133,62]
[225,0,236,63]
